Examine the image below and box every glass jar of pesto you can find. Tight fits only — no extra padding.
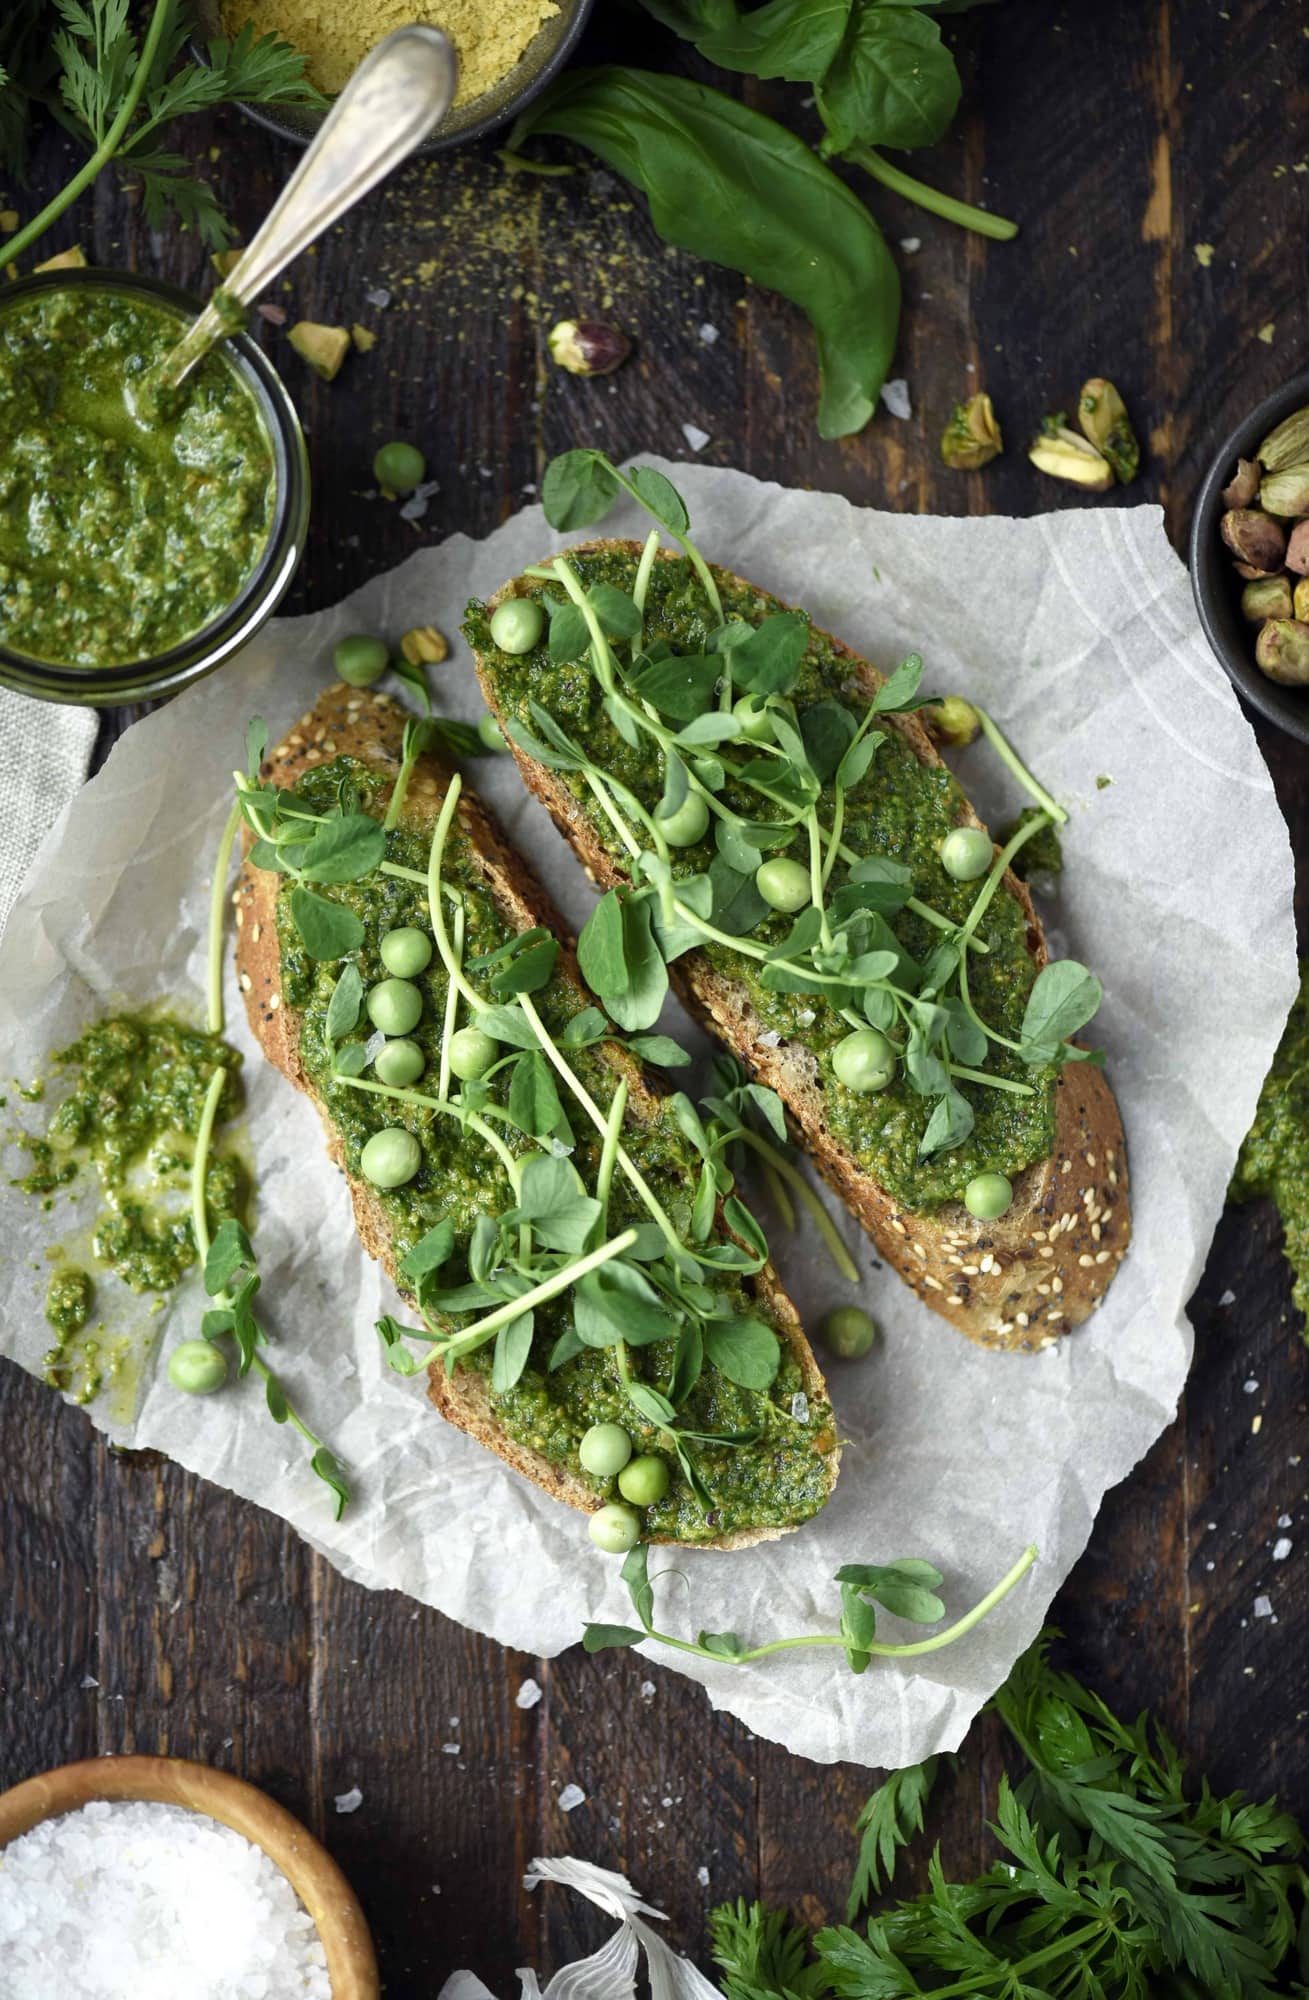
[0,269,309,705]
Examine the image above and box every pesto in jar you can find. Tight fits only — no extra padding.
[0,285,276,668]
[1232,961,1309,1334]
[466,551,1059,1214]
[274,757,835,1544]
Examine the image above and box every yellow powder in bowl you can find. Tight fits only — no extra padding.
[220,0,561,105]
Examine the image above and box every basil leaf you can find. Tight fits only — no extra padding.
[297,811,386,885]
[491,1312,535,1393]
[398,1219,456,1283]
[325,962,363,1043]
[541,448,620,531]
[289,886,365,961]
[697,0,852,81]
[512,70,900,440]
[818,0,961,154]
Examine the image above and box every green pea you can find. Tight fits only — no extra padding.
[477,712,506,751]
[380,926,433,978]
[579,1421,632,1477]
[617,1453,670,1506]
[361,1127,422,1188]
[755,856,811,913]
[733,692,774,742]
[940,826,993,882]
[167,1338,228,1396]
[832,1028,896,1093]
[820,1305,876,1360]
[964,1171,1013,1220]
[366,978,423,1037]
[657,791,709,848]
[448,1026,498,1080]
[588,1501,641,1553]
[374,1038,425,1087]
[373,440,426,494]
[489,597,545,654]
[333,633,389,688]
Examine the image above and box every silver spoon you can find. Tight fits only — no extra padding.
[156,23,457,394]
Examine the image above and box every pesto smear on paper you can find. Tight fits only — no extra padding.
[1232,961,1309,1332]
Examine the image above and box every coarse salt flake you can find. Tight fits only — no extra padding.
[516,1677,543,1709]
[698,322,719,345]
[0,1799,330,1999]
[1273,1537,1292,1561]
[334,1785,363,1814]
[1243,1378,1259,1393]
[758,1029,782,1048]
[557,1784,586,1813]
[880,378,912,420]
[1218,1289,1235,1305]
[791,1392,809,1423]
[1253,1594,1274,1618]
[681,423,710,453]
[697,1866,710,1886]
[899,237,922,253]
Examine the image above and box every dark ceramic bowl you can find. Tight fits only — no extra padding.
[192,0,594,151]
[1190,367,1309,745]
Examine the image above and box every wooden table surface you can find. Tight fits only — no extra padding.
[3,0,1307,1988]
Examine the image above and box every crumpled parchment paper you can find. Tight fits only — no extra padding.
[0,466,1296,1769]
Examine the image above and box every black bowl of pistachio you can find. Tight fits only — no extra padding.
[1191,369,1309,744]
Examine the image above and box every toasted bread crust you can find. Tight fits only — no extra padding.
[235,685,837,1546]
[476,542,1131,1352]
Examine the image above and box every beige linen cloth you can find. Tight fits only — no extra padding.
[0,691,98,936]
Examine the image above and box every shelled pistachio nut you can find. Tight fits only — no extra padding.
[1221,508,1286,574]
[1077,378,1139,484]
[1259,464,1309,517]
[1257,404,1309,472]
[1029,421,1113,491]
[1241,575,1294,621]
[1255,618,1309,684]
[1222,457,1261,509]
[400,625,448,665]
[940,392,1003,470]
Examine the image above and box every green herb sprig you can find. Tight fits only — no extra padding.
[583,1540,1037,1669]
[494,449,1104,1185]
[710,1634,1309,2000]
[1,0,324,264]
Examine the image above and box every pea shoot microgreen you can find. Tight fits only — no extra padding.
[187,771,352,1518]
[582,1540,1038,1670]
[479,449,1104,1183]
[365,771,794,1514]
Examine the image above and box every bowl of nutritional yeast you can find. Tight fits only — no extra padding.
[0,268,309,707]
[191,0,596,151]
[0,1754,379,1998]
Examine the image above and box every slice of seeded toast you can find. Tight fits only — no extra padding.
[474,543,1131,1353]
[235,685,838,1547]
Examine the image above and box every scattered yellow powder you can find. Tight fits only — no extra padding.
[220,0,559,104]
[1258,322,1277,344]
[1193,242,1214,267]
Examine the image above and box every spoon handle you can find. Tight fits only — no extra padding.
[159,25,457,391]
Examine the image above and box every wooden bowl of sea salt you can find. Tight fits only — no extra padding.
[0,1754,379,1998]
